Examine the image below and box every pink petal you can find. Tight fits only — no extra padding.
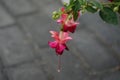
[50,31,58,36]
[61,14,68,21]
[50,31,59,40]
[60,32,72,43]
[48,41,58,48]
[57,19,62,23]
[63,32,72,40]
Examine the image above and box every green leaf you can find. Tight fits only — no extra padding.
[73,11,79,21]
[72,0,81,21]
[78,0,86,5]
[99,7,118,25]
[91,1,103,10]
[72,0,81,12]
[70,0,74,5]
[86,6,97,13]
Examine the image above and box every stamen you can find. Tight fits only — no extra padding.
[57,55,61,72]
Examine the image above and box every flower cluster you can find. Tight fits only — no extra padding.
[49,7,79,55]
[48,7,80,72]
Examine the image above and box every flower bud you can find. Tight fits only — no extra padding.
[68,14,72,19]
[52,11,60,20]
[53,11,58,15]
[52,14,60,20]
[63,2,68,7]
[113,6,119,12]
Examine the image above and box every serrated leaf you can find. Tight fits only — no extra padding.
[86,6,97,13]
[99,7,118,25]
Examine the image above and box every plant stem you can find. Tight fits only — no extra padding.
[102,2,120,6]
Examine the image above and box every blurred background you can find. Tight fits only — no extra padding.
[0,0,120,80]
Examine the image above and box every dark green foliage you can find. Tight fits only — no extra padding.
[86,5,97,13]
[99,7,118,25]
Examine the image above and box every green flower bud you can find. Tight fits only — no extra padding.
[63,2,68,7]
[82,5,86,9]
[113,6,119,12]
[52,14,60,20]
[52,11,60,20]
[52,11,58,15]
[68,14,72,19]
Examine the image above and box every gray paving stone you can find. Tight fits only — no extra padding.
[102,71,120,80]
[34,48,88,80]
[6,63,46,80]
[79,13,120,56]
[0,71,6,80]
[0,26,34,66]
[83,75,100,80]
[33,0,62,17]
[18,12,59,48]
[0,5,14,27]
[2,0,37,15]
[70,28,120,71]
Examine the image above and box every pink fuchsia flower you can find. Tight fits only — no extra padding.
[57,14,79,33]
[48,31,72,55]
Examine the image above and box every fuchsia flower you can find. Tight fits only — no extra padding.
[49,7,80,72]
[57,8,79,33]
[57,14,79,33]
[48,31,72,55]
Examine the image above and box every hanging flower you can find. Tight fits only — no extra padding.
[48,31,72,55]
[57,14,79,33]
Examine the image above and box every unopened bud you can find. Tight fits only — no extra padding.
[53,11,58,15]
[113,7,119,12]
[52,14,60,20]
[68,14,72,19]
[63,2,68,7]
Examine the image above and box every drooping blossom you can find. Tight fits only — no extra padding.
[48,31,72,55]
[57,7,79,33]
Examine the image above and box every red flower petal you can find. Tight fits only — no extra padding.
[56,44,66,55]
